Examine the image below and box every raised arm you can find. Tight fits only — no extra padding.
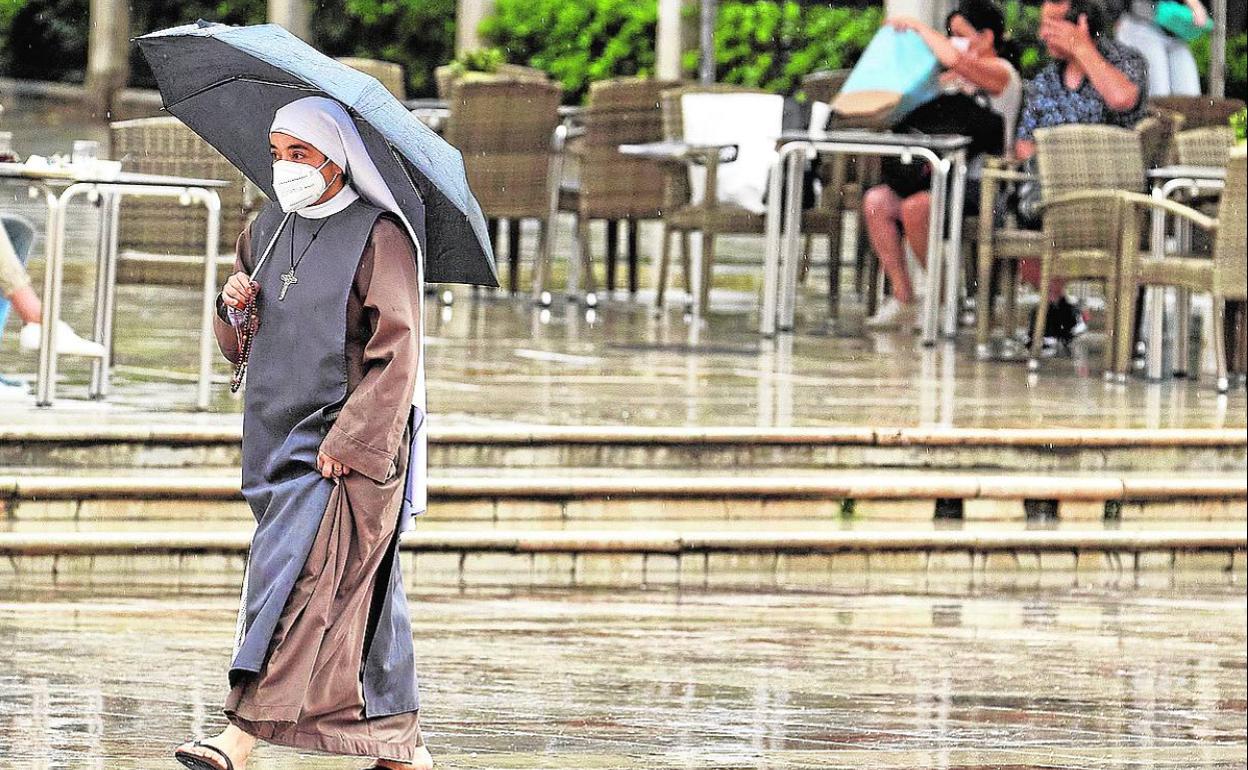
[318,216,422,483]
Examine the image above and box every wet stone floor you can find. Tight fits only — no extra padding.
[0,575,1244,769]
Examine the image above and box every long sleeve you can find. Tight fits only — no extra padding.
[212,229,252,366]
[319,216,421,484]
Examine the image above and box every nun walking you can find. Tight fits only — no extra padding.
[175,96,433,770]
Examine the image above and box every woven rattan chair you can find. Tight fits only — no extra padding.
[444,77,562,294]
[1148,96,1246,130]
[336,57,406,100]
[1025,124,1147,372]
[533,77,681,301]
[973,116,1162,357]
[1173,126,1237,167]
[1112,146,1246,390]
[653,85,843,320]
[435,63,549,100]
[109,117,257,258]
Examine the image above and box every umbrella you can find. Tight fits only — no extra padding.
[135,20,498,287]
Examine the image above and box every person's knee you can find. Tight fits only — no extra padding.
[863,185,897,220]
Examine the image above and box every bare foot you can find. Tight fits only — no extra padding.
[174,725,256,769]
[375,746,434,770]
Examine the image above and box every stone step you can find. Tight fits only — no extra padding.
[3,470,1244,525]
[2,425,1244,473]
[0,529,1242,588]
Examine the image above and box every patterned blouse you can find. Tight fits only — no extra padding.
[1016,38,1150,143]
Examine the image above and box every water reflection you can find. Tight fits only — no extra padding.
[1,579,1244,768]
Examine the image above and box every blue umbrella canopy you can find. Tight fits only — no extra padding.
[136,21,497,287]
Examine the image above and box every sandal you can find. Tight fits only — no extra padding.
[174,740,235,770]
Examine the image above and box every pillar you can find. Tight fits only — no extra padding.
[883,0,950,26]
[268,0,311,41]
[1209,0,1226,97]
[656,0,684,81]
[83,0,130,116]
[456,0,496,55]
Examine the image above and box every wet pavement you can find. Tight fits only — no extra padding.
[0,577,1244,769]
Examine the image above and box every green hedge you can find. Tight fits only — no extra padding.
[1,0,1244,103]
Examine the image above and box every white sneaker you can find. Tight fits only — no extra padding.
[19,321,107,357]
[864,298,918,330]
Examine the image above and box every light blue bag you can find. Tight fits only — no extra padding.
[831,27,941,127]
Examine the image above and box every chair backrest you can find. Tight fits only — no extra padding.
[1148,96,1246,130]
[444,77,563,218]
[109,117,255,256]
[801,70,850,106]
[662,86,783,215]
[1173,126,1236,167]
[1134,109,1182,169]
[435,63,549,100]
[579,78,683,220]
[336,57,406,100]
[1214,147,1246,300]
[1035,124,1144,252]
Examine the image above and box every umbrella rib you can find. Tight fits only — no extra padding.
[389,145,426,206]
[164,75,318,111]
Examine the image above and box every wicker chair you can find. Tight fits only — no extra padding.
[799,69,873,318]
[1026,124,1146,372]
[653,85,843,321]
[1148,96,1246,130]
[533,77,681,301]
[974,115,1163,357]
[435,63,549,101]
[109,117,257,258]
[1112,146,1246,390]
[335,57,406,100]
[444,77,563,293]
[1173,126,1237,167]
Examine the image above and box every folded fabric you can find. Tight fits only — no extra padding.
[682,92,785,215]
[831,27,941,128]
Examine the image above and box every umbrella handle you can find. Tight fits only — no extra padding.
[249,212,292,279]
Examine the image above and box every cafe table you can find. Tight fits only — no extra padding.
[1,161,229,409]
[763,130,972,344]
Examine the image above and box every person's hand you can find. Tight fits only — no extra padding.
[1188,1,1209,29]
[222,271,258,310]
[887,15,925,33]
[1040,13,1094,61]
[317,449,352,479]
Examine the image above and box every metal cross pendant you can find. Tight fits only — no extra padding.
[278,269,298,301]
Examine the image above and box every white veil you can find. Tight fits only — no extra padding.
[269,96,428,517]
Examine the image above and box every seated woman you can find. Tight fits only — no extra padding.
[862,0,1022,331]
[1112,0,1206,97]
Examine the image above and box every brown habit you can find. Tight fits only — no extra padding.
[212,216,424,762]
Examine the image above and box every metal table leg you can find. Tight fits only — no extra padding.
[89,192,120,399]
[920,156,950,346]
[197,190,222,411]
[777,148,807,332]
[35,188,70,407]
[940,151,968,340]
[760,149,789,337]
[1145,185,1167,381]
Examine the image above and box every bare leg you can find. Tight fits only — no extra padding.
[863,184,915,304]
[6,284,42,324]
[899,191,931,269]
[175,724,256,769]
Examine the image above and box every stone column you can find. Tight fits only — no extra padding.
[456,0,496,55]
[83,0,130,116]
[268,0,311,41]
[656,0,684,81]
[1209,0,1226,97]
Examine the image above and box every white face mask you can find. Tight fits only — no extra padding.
[950,36,972,53]
[272,157,337,212]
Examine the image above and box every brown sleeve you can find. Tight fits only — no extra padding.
[320,216,421,484]
[212,228,251,366]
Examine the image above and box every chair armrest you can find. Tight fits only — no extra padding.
[983,155,1026,170]
[1115,191,1218,232]
[1035,190,1131,215]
